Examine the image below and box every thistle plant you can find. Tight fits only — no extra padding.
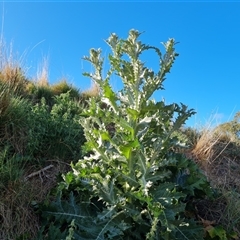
[40,29,211,239]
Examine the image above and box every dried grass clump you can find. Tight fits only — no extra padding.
[36,57,49,87]
[0,65,28,95]
[191,126,229,167]
[82,81,100,98]
[188,119,240,238]
[0,39,29,96]
[79,82,100,107]
[190,118,240,190]
[51,79,80,99]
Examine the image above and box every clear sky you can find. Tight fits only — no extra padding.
[0,1,240,127]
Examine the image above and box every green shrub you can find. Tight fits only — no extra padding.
[38,29,212,239]
[26,92,85,162]
[30,85,54,106]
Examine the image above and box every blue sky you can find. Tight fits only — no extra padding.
[0,1,240,127]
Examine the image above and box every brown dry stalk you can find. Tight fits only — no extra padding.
[24,164,54,181]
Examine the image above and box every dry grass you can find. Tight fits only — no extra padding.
[190,121,240,190]
[79,81,100,107]
[51,79,80,99]
[0,39,29,97]
[51,79,71,95]
[0,181,39,240]
[188,118,240,238]
[0,160,71,240]
[36,57,49,87]
[82,81,100,98]
[191,126,230,167]
[0,65,27,94]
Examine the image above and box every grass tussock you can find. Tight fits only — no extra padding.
[185,117,240,237]
[82,81,100,98]
[0,40,28,97]
[191,126,229,166]
[51,79,80,99]
[190,119,240,190]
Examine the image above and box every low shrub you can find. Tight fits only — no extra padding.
[26,91,85,162]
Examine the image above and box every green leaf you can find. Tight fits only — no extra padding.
[126,108,139,120]
[119,139,140,159]
[102,83,118,111]
[207,225,227,240]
